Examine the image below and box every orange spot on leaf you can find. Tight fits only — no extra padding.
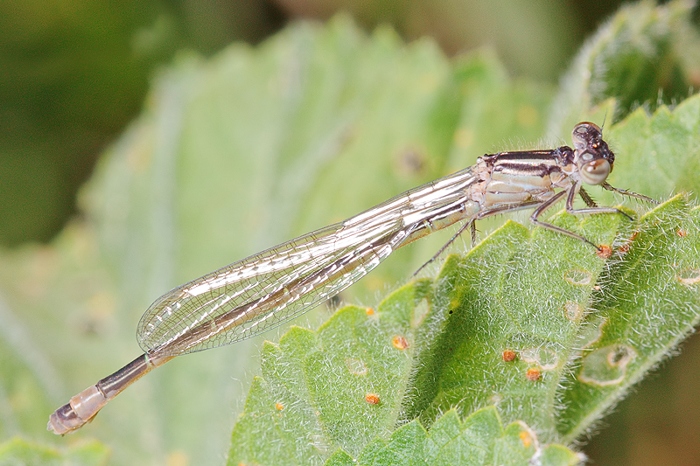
[502,349,517,362]
[392,335,409,350]
[526,367,541,381]
[596,245,612,259]
[519,430,533,448]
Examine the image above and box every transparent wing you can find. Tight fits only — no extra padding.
[137,167,477,356]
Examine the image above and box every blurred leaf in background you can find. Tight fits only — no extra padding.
[0,0,283,246]
[275,0,584,79]
[0,0,624,247]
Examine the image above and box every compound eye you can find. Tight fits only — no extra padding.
[572,122,601,150]
[580,159,610,185]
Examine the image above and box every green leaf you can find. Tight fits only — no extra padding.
[229,280,430,464]
[0,437,109,466]
[604,97,700,201]
[228,193,699,463]
[558,196,700,441]
[352,407,581,466]
[548,0,700,137]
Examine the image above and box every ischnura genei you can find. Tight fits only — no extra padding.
[48,122,655,434]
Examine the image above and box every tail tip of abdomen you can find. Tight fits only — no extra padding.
[47,385,106,435]
[48,403,84,435]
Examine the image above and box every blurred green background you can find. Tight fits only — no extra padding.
[1,1,698,465]
[0,0,630,247]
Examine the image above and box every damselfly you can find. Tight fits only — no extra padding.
[48,122,654,434]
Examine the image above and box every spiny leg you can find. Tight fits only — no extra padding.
[528,188,601,249]
[412,200,543,277]
[564,181,633,221]
[531,182,642,249]
[412,181,649,277]
[412,218,475,277]
[601,181,659,204]
[578,187,598,208]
